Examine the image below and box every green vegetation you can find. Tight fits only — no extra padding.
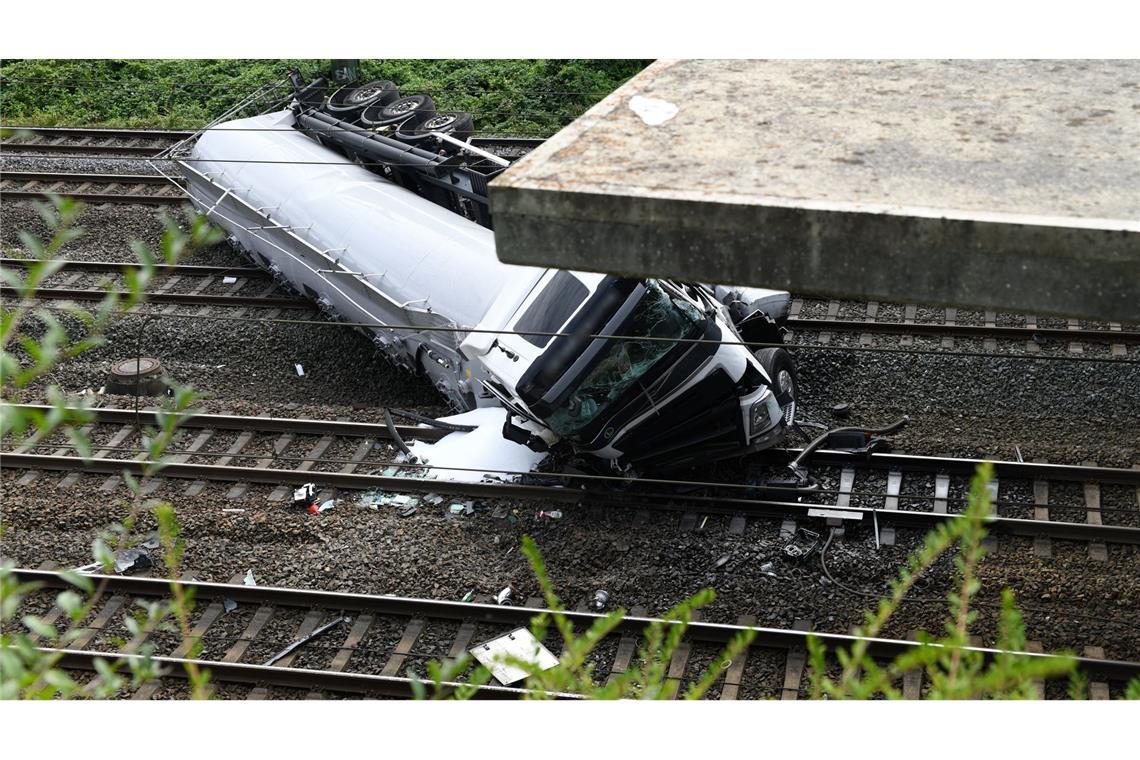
[0,59,650,135]
[1,197,221,698]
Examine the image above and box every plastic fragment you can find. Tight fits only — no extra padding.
[113,549,152,575]
[292,483,318,508]
[537,509,562,520]
[141,536,161,550]
[309,499,336,514]
[495,586,514,606]
[222,597,238,613]
[423,493,444,506]
[243,570,256,586]
[591,589,609,611]
[222,276,238,284]
[295,363,305,376]
[398,504,417,518]
[713,555,730,570]
[449,503,466,515]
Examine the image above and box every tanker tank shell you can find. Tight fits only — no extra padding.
[186,111,535,333]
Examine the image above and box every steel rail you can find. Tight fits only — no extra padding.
[787,317,1139,343]
[4,452,1138,544]
[1,286,306,308]
[17,569,1140,684]
[1,171,174,185]
[3,404,449,442]
[42,648,565,699]
[1,127,194,140]
[1,141,171,156]
[1,190,184,205]
[0,258,268,278]
[777,449,1140,485]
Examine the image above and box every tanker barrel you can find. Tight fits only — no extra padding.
[298,111,445,170]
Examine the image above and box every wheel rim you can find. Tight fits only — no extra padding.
[389,98,419,115]
[349,86,381,103]
[777,369,796,425]
[422,114,456,130]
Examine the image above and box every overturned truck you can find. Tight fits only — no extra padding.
[170,72,798,473]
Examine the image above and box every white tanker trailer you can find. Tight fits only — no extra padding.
[171,74,799,473]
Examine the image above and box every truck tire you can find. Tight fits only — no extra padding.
[325,81,399,121]
[360,94,436,129]
[755,347,797,425]
[395,111,475,144]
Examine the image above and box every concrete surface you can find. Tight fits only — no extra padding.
[490,60,1140,322]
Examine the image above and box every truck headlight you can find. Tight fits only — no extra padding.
[749,391,783,436]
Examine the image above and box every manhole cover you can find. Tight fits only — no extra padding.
[111,357,162,377]
[106,357,167,395]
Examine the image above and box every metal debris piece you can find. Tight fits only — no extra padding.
[470,627,559,685]
[448,502,467,515]
[831,403,852,418]
[243,570,256,586]
[713,554,730,570]
[295,363,305,376]
[292,483,317,508]
[783,528,821,560]
[591,589,609,611]
[114,549,152,575]
[262,616,350,666]
[423,493,444,506]
[398,504,417,518]
[141,536,161,550]
[222,276,238,284]
[222,597,238,613]
[492,505,509,520]
[495,585,514,606]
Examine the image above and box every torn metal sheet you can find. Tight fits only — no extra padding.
[470,627,559,685]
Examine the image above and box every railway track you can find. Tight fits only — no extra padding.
[13,568,1138,699]
[1,126,544,159]
[1,171,186,205]
[786,297,1135,356]
[4,405,1138,551]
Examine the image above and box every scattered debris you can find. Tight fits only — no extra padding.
[222,276,238,284]
[358,490,384,510]
[423,493,445,506]
[309,499,337,514]
[591,589,610,611]
[113,549,152,575]
[783,528,821,560]
[295,363,305,376]
[831,402,852,419]
[537,509,562,520]
[141,536,161,550]
[263,616,350,666]
[292,483,318,508]
[491,505,509,520]
[222,597,238,613]
[713,554,730,570]
[759,561,778,578]
[470,627,559,685]
[461,588,476,603]
[243,570,257,586]
[495,585,514,606]
[222,508,245,513]
[397,504,417,518]
[448,501,475,515]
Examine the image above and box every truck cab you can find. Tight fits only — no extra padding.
[462,270,793,472]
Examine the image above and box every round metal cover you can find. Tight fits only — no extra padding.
[111,357,162,377]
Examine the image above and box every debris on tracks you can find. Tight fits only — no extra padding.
[470,627,558,685]
[262,616,350,666]
[591,589,609,611]
[294,363,305,377]
[113,549,152,575]
[308,498,337,514]
[243,569,257,586]
[292,483,318,509]
[495,585,514,606]
[537,509,562,520]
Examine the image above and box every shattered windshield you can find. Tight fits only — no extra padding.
[546,281,704,437]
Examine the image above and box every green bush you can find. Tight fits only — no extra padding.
[0,59,650,134]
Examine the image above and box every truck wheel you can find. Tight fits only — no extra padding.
[395,111,475,144]
[360,94,436,129]
[755,347,797,425]
[325,80,398,120]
